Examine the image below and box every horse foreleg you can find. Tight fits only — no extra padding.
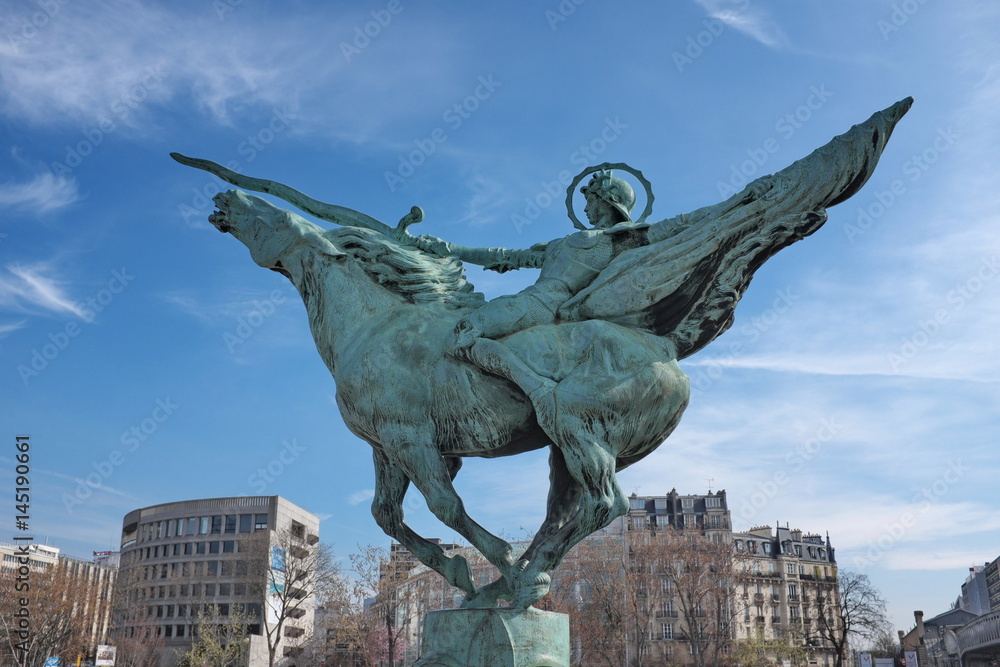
[370,450,476,597]
[387,441,517,603]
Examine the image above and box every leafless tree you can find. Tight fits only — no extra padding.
[241,527,339,667]
[0,560,106,665]
[811,570,889,667]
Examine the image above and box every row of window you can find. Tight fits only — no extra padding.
[735,539,829,560]
[137,558,251,583]
[138,540,243,562]
[140,514,268,542]
[120,620,264,640]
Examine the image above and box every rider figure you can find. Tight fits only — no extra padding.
[414,170,648,403]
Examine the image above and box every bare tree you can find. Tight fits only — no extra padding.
[241,527,339,667]
[177,603,251,667]
[0,560,105,665]
[548,527,747,667]
[731,624,808,667]
[811,570,889,667]
[329,544,413,667]
[109,563,164,667]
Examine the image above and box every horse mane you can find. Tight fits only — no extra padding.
[330,227,486,310]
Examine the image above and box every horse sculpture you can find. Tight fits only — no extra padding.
[174,97,911,609]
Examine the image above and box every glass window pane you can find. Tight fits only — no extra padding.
[187,518,197,535]
[240,514,252,532]
[223,541,235,553]
[211,516,222,534]
[199,517,209,535]
[254,514,268,530]
[225,516,237,534]
[209,542,220,554]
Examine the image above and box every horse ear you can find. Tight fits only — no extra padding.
[304,230,347,259]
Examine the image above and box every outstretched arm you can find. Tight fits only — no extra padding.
[413,235,546,273]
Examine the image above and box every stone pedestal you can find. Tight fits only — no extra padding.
[414,607,570,667]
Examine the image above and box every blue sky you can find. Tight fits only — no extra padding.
[2,0,998,633]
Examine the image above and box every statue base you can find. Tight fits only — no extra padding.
[414,607,570,667]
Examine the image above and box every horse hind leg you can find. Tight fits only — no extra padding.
[513,431,629,609]
[370,450,476,597]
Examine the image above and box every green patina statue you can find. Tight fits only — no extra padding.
[172,98,911,616]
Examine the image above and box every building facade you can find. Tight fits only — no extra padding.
[115,495,320,667]
[732,525,840,666]
[382,490,844,666]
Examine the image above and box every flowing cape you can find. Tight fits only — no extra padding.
[557,97,912,360]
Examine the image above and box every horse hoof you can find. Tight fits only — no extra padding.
[513,572,551,609]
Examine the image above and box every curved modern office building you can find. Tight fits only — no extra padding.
[116,495,319,667]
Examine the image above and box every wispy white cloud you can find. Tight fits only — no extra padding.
[0,263,86,318]
[0,171,79,212]
[347,489,375,506]
[694,0,788,49]
[0,1,465,142]
[0,320,27,339]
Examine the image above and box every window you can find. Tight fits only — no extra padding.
[291,521,306,539]
[681,498,694,509]
[223,541,235,553]
[184,543,192,555]
[654,498,667,509]
[176,625,185,638]
[748,540,757,554]
[706,497,721,508]
[762,542,771,555]
[187,518,197,535]
[196,543,206,555]
[799,565,806,575]
[209,542,220,554]
[208,561,218,576]
[225,516,237,534]
[173,544,181,556]
[199,517,209,535]
[787,563,796,574]
[211,516,222,534]
[683,513,696,528]
[240,514,252,533]
[164,625,172,638]
[662,623,674,640]
[789,584,798,600]
[234,584,246,596]
[794,545,802,557]
[160,565,167,579]
[205,584,215,596]
[254,514,268,531]
[219,584,231,596]
[157,521,165,539]
[176,519,185,537]
[710,515,720,529]
[167,521,174,538]
[166,605,174,617]
[790,606,800,620]
[221,561,233,576]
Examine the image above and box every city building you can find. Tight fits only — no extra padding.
[900,608,977,667]
[732,525,840,666]
[960,565,991,616]
[986,556,1000,612]
[115,495,320,667]
[379,490,845,666]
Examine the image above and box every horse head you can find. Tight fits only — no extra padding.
[211,189,345,274]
